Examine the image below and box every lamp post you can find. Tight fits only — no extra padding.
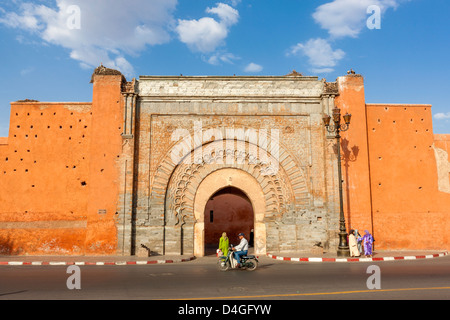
[323,107,352,257]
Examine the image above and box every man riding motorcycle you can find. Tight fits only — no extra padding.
[232,233,248,268]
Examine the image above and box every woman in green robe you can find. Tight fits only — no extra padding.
[219,232,229,256]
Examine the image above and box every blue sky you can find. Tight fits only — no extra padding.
[0,0,449,136]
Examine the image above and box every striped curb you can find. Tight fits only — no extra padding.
[1,252,448,265]
[0,256,196,266]
[266,251,448,263]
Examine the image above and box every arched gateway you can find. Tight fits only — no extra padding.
[117,74,343,257]
[203,186,254,255]
[193,169,264,257]
[150,137,309,257]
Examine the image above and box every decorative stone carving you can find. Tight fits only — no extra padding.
[324,82,339,95]
[164,140,299,229]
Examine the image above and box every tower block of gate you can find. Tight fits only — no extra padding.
[132,72,345,256]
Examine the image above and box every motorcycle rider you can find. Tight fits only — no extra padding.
[232,233,248,268]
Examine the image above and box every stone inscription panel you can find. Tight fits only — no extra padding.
[149,114,312,184]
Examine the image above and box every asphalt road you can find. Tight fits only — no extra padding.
[0,255,449,304]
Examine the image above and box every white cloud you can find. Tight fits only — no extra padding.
[311,67,335,74]
[1,1,241,72]
[207,3,239,26]
[289,38,345,73]
[206,52,240,65]
[176,17,228,53]
[228,0,242,7]
[0,3,41,30]
[176,3,239,54]
[0,0,177,78]
[289,0,406,73]
[244,62,263,73]
[20,66,35,76]
[434,113,450,120]
[313,0,401,38]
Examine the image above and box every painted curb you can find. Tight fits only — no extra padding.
[266,251,449,263]
[0,256,196,266]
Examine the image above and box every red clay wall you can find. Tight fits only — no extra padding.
[0,102,92,255]
[336,74,450,250]
[85,74,124,255]
[366,104,450,250]
[0,74,125,255]
[335,75,374,235]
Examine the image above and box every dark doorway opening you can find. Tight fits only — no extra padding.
[204,187,254,256]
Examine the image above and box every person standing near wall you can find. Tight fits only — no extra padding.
[355,229,363,255]
[219,232,229,256]
[349,229,360,257]
[363,230,374,257]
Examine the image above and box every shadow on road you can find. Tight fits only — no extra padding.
[0,290,28,297]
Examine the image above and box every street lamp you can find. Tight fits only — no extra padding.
[323,107,352,257]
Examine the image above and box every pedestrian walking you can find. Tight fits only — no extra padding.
[218,232,229,256]
[349,229,360,257]
[362,230,374,257]
[355,229,363,254]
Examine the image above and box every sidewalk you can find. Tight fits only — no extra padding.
[0,254,196,266]
[266,250,449,263]
[0,249,447,266]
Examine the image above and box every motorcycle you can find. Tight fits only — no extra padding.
[217,245,258,271]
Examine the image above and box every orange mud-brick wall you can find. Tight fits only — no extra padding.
[0,73,125,255]
[336,74,450,250]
